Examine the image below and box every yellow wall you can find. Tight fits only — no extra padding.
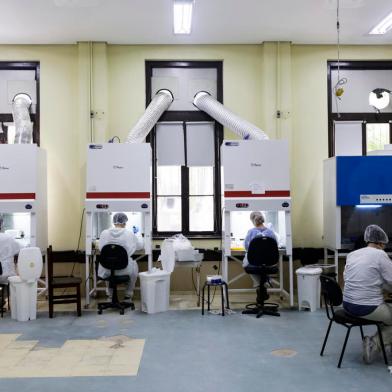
[1,43,392,250]
[0,45,81,249]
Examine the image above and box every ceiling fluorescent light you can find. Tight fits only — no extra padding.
[369,11,392,35]
[173,0,194,35]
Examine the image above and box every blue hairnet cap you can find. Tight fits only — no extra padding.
[113,212,128,225]
[364,224,389,244]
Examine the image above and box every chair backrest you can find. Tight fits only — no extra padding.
[47,245,54,282]
[47,245,85,284]
[100,244,129,271]
[247,236,279,267]
[320,274,343,319]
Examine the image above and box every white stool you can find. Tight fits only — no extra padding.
[296,267,322,312]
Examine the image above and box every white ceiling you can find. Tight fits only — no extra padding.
[0,0,391,45]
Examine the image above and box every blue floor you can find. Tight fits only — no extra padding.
[0,309,390,392]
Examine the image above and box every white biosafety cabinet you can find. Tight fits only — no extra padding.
[0,144,47,295]
[84,143,152,306]
[0,144,47,252]
[221,140,293,306]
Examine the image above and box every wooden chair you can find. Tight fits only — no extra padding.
[47,245,83,318]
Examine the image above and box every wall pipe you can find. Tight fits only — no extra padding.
[193,91,269,140]
[12,93,33,144]
[126,89,174,143]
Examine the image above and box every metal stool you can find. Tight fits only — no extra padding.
[201,280,230,316]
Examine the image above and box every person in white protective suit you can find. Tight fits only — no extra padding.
[98,212,143,300]
[0,216,22,286]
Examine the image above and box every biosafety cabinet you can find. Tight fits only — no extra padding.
[0,144,47,252]
[221,139,294,306]
[324,155,392,252]
[84,143,152,305]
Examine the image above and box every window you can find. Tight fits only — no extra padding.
[366,123,390,153]
[146,61,223,238]
[328,61,392,157]
[154,121,219,236]
[0,62,40,145]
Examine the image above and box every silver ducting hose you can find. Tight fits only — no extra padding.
[193,91,269,140]
[12,93,33,144]
[126,89,174,143]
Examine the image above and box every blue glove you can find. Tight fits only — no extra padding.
[132,226,139,234]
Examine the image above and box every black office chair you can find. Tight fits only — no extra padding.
[242,236,280,318]
[319,275,389,368]
[97,244,135,315]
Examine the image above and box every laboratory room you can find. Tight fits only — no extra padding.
[1,1,392,391]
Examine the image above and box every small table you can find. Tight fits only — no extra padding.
[201,280,230,316]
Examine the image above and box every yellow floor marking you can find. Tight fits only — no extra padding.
[0,334,145,378]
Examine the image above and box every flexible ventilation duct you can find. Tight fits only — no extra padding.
[12,94,33,144]
[126,89,174,143]
[193,91,269,140]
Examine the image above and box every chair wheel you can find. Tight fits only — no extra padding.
[130,303,135,310]
[98,309,102,315]
[120,309,124,315]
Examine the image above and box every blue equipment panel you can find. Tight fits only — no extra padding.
[336,156,392,205]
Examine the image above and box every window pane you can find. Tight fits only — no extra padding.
[189,167,214,195]
[186,122,215,166]
[157,166,181,195]
[156,123,185,165]
[334,121,362,156]
[189,196,214,232]
[366,123,389,153]
[157,197,182,232]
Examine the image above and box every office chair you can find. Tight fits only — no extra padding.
[97,244,135,315]
[320,275,389,368]
[242,236,280,318]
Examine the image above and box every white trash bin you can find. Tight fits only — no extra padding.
[139,270,171,314]
[8,247,43,322]
[8,276,38,321]
[296,266,323,312]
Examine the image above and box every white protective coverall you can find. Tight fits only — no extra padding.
[98,228,143,297]
[0,233,21,284]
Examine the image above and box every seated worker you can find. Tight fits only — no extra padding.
[243,211,278,287]
[98,212,143,301]
[0,216,21,285]
[343,224,392,364]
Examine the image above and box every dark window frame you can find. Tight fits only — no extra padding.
[0,61,40,145]
[145,60,223,239]
[328,60,392,157]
